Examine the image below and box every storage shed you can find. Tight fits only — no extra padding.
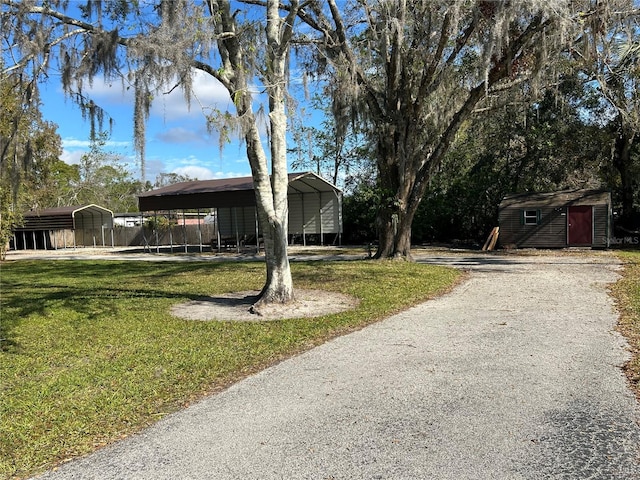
[137,172,343,249]
[12,204,115,250]
[498,189,611,249]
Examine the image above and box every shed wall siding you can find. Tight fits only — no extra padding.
[499,207,567,248]
[593,204,610,247]
[499,203,610,248]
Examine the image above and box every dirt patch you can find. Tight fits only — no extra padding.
[171,289,359,322]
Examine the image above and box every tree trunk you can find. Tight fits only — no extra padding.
[613,120,637,229]
[249,0,296,312]
[374,142,422,260]
[375,206,415,260]
[244,117,294,314]
[254,216,293,307]
[210,0,297,313]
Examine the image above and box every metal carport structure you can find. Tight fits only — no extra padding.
[12,204,115,250]
[137,172,343,252]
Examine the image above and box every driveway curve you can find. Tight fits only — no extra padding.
[34,253,640,479]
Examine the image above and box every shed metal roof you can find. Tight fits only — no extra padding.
[138,171,341,212]
[499,189,611,209]
[16,204,114,231]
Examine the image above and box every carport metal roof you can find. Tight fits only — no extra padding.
[138,171,341,211]
[15,204,114,231]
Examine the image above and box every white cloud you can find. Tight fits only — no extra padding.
[62,138,91,148]
[61,149,84,165]
[152,70,232,121]
[62,137,131,149]
[78,70,232,122]
[171,165,216,180]
[81,78,134,105]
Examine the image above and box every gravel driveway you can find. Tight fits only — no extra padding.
[34,252,640,479]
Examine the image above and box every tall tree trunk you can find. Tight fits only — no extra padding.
[374,132,423,260]
[244,120,294,312]
[249,0,296,312]
[209,0,297,313]
[613,120,637,229]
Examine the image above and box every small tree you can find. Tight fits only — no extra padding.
[0,67,63,259]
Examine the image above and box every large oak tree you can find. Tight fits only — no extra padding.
[296,0,620,259]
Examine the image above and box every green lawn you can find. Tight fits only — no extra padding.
[0,259,461,479]
[613,251,640,400]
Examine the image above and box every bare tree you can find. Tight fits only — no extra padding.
[296,0,601,259]
[1,0,301,309]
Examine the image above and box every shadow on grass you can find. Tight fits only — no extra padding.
[0,260,262,353]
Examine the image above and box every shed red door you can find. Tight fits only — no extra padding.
[568,206,593,245]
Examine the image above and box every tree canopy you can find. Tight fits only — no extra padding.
[295,0,639,257]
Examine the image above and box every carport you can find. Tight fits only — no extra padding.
[12,204,115,250]
[137,172,343,252]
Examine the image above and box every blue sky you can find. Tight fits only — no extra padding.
[38,69,292,183]
[7,1,327,185]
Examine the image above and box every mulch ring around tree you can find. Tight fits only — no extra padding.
[171,289,360,322]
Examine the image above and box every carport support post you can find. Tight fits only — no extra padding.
[319,202,323,246]
[254,209,260,253]
[183,211,187,253]
[32,231,36,250]
[154,211,159,254]
[169,210,174,253]
[234,208,240,254]
[198,209,203,253]
[216,208,221,251]
[301,193,306,247]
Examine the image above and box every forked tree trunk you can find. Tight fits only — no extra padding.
[208,0,297,313]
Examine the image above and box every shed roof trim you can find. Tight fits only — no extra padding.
[17,204,114,231]
[499,189,610,208]
[24,204,114,218]
[138,176,255,198]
